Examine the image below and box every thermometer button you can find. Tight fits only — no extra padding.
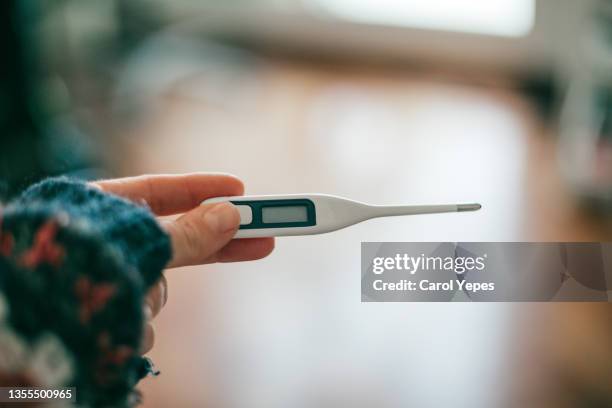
[235,205,253,226]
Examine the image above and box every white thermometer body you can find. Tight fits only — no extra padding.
[203,194,481,238]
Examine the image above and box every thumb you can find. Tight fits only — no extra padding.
[163,202,240,268]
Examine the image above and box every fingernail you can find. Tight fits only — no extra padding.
[160,276,168,307]
[204,202,239,234]
[143,304,153,321]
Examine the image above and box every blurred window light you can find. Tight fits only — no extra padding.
[309,0,535,37]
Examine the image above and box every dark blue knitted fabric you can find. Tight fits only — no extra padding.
[0,177,172,407]
[15,177,171,287]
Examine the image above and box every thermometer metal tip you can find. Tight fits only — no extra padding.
[457,203,482,212]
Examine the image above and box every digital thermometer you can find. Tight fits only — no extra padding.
[203,194,481,238]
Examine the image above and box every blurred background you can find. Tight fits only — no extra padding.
[2,0,612,407]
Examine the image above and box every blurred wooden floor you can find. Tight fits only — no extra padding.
[109,58,611,408]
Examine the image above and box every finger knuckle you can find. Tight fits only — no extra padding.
[180,218,202,260]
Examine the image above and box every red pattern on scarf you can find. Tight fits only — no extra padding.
[75,277,117,323]
[20,221,65,268]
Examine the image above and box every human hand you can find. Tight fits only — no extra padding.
[92,173,274,353]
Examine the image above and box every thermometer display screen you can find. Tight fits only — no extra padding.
[231,198,316,229]
[262,205,308,224]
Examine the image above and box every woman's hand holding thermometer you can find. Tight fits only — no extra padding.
[203,194,481,238]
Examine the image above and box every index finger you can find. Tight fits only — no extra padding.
[92,173,244,215]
